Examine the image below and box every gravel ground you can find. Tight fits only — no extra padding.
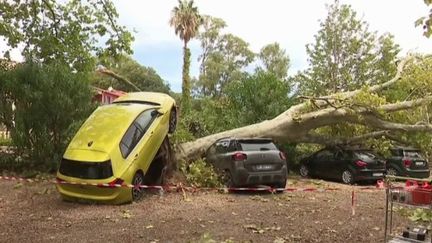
[0,177,413,243]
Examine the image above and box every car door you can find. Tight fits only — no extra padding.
[311,149,334,178]
[127,109,159,173]
[330,150,349,180]
[215,140,231,170]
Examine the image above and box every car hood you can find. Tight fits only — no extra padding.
[66,103,155,154]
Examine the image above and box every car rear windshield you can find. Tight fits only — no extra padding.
[354,151,377,161]
[239,141,277,151]
[59,159,113,179]
[404,150,423,159]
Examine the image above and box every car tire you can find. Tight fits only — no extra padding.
[223,170,235,188]
[132,172,144,201]
[168,108,177,134]
[299,164,310,178]
[341,170,354,184]
[386,167,398,177]
[273,181,286,193]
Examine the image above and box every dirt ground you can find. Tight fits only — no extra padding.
[0,177,413,243]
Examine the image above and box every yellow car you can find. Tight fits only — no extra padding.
[56,92,177,204]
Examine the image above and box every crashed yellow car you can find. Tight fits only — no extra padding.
[56,92,177,204]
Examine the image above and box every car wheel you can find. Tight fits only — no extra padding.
[223,170,234,188]
[168,108,177,134]
[273,181,286,193]
[299,164,310,178]
[386,167,398,177]
[132,172,144,201]
[341,170,354,184]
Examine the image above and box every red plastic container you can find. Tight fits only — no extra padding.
[406,180,432,205]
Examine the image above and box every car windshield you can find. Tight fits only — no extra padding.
[239,141,277,151]
[404,150,423,159]
[354,151,377,160]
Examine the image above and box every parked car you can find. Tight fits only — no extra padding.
[299,147,386,184]
[56,92,177,204]
[385,147,430,178]
[205,138,288,188]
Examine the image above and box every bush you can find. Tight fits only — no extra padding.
[0,136,12,146]
[1,63,95,171]
[179,159,222,188]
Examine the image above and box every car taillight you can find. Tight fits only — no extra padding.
[279,152,286,160]
[232,152,247,161]
[403,159,412,168]
[98,178,124,188]
[355,160,368,167]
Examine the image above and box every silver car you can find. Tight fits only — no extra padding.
[205,138,288,188]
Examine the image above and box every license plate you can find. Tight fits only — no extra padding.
[373,173,383,177]
[256,165,273,170]
[415,162,424,166]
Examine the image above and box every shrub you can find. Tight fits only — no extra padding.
[179,159,222,188]
[2,63,95,171]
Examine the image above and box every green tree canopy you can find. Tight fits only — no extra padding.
[297,0,400,96]
[0,0,134,71]
[195,16,255,97]
[257,43,290,80]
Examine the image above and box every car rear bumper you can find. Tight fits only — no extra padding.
[354,169,386,182]
[402,169,430,179]
[231,165,288,186]
[56,183,131,204]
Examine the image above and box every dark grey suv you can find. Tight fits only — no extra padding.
[386,147,430,178]
[205,138,288,188]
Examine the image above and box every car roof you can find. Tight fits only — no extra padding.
[215,137,274,143]
[113,92,173,106]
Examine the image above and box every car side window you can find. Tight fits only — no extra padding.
[228,140,238,152]
[335,150,348,160]
[391,149,402,157]
[215,140,229,154]
[315,150,334,160]
[119,109,157,158]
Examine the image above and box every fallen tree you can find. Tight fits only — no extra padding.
[175,56,432,161]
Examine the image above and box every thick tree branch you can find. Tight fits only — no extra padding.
[96,66,142,92]
[378,96,432,112]
[297,130,391,146]
[275,55,413,120]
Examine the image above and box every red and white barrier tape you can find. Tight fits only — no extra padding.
[0,175,386,192]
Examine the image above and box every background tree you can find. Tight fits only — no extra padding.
[1,63,94,171]
[416,0,432,37]
[93,55,171,93]
[195,16,255,97]
[0,0,134,71]
[296,0,400,96]
[169,0,202,114]
[257,43,290,80]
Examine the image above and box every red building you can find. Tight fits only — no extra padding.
[93,87,126,105]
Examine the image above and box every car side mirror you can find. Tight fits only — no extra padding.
[151,109,163,117]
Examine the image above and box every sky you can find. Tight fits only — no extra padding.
[2,1,432,92]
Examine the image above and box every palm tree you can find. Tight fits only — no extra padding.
[169,0,202,114]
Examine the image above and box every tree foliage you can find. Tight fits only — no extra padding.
[1,63,94,170]
[195,16,255,97]
[296,0,400,96]
[416,0,432,37]
[0,0,134,71]
[257,43,290,80]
